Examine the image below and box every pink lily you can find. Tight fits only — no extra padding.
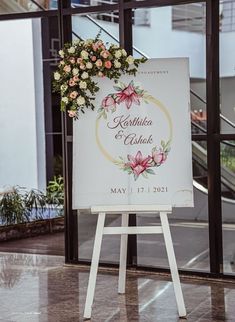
[126,151,152,178]
[116,84,141,109]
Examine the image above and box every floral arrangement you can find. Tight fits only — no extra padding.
[53,34,147,119]
[115,142,171,181]
[97,80,149,119]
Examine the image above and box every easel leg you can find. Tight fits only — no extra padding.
[118,213,129,294]
[84,213,106,319]
[160,212,187,317]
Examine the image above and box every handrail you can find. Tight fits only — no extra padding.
[191,120,207,133]
[80,14,150,58]
[30,0,46,11]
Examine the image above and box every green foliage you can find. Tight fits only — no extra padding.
[0,179,64,226]
[0,187,29,225]
[46,176,64,206]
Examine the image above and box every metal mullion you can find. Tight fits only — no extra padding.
[118,0,137,267]
[58,0,78,264]
[123,0,203,10]
[69,4,119,15]
[0,9,57,21]
[206,0,222,275]
[192,134,207,141]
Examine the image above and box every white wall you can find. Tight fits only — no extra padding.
[0,19,46,191]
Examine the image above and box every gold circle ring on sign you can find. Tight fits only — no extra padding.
[95,95,173,164]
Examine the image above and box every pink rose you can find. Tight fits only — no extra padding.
[152,150,167,165]
[92,43,99,51]
[101,96,116,111]
[73,75,79,82]
[60,60,65,66]
[105,61,112,69]
[70,58,75,64]
[101,50,110,59]
[126,151,152,179]
[69,79,76,86]
[95,59,102,68]
[97,40,103,47]
[68,110,77,118]
[70,91,78,99]
[91,56,97,62]
[63,65,71,73]
[80,64,86,70]
[77,58,83,64]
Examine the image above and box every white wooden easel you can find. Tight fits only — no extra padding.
[83,205,186,320]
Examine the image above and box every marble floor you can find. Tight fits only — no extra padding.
[0,251,235,321]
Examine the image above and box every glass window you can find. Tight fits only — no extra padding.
[220,0,235,134]
[221,140,235,274]
[133,5,208,271]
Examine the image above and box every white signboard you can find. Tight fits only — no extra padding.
[73,58,193,209]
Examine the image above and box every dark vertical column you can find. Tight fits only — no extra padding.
[119,0,137,266]
[58,0,78,263]
[41,17,54,181]
[206,0,223,274]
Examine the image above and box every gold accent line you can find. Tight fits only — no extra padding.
[96,118,117,163]
[147,96,173,141]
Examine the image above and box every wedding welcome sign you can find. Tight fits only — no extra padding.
[73,58,193,209]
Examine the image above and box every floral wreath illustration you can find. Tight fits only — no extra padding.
[96,80,173,181]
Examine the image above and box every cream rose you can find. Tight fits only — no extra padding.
[79,81,87,89]
[86,62,93,69]
[54,72,61,80]
[77,96,85,106]
[62,97,69,104]
[81,72,89,79]
[114,50,122,59]
[72,68,79,76]
[126,55,134,65]
[58,50,64,58]
[114,60,121,68]
[121,49,127,56]
[68,46,75,54]
[60,84,68,93]
[80,50,89,59]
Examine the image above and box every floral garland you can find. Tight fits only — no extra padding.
[96,81,171,180]
[53,35,147,119]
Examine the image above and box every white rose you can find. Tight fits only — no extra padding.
[54,72,61,80]
[114,60,121,68]
[112,45,119,49]
[126,55,134,65]
[85,39,93,45]
[86,62,93,69]
[60,84,68,93]
[72,68,79,76]
[68,46,75,54]
[79,81,87,89]
[114,50,122,59]
[122,49,127,56]
[58,50,64,58]
[77,96,85,106]
[81,72,89,79]
[81,50,89,59]
[62,97,69,104]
